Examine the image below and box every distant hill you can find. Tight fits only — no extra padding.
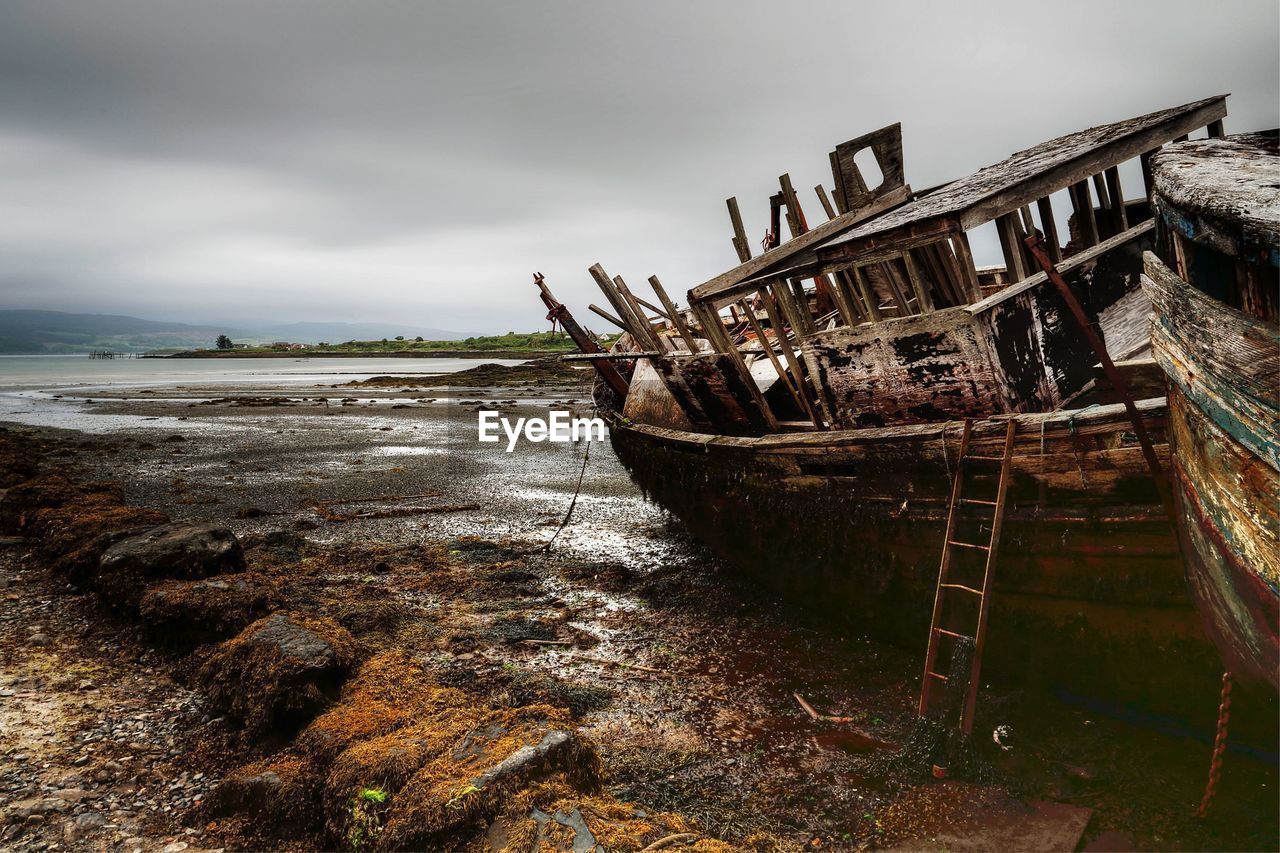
[0,310,466,353]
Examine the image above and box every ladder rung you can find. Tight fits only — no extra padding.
[926,672,949,681]
[960,498,998,506]
[965,455,1006,463]
[940,583,984,596]
[948,539,991,551]
[934,628,972,640]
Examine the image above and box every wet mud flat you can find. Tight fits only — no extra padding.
[0,372,1276,850]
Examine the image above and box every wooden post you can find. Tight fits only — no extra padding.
[589,263,647,342]
[613,274,664,351]
[1207,119,1225,138]
[760,286,823,428]
[815,185,837,219]
[779,173,808,238]
[1104,166,1128,232]
[648,275,699,353]
[996,213,1029,283]
[950,232,982,303]
[727,197,752,263]
[589,304,628,332]
[852,265,883,321]
[1069,181,1100,247]
[1036,196,1062,263]
[902,250,935,313]
[535,275,629,398]
[691,301,779,432]
[738,298,805,414]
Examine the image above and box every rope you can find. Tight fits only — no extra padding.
[539,407,597,553]
[1196,671,1233,818]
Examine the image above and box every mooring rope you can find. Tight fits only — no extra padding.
[1197,671,1234,818]
[540,406,597,553]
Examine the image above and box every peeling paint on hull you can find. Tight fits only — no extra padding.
[1145,254,1280,691]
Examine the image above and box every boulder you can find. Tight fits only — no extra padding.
[376,705,600,850]
[139,574,280,646]
[205,756,323,836]
[196,612,360,736]
[97,522,245,607]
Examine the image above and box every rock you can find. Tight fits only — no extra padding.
[206,757,322,835]
[27,633,51,647]
[161,842,189,853]
[53,789,88,804]
[62,811,105,842]
[139,575,279,646]
[195,612,360,736]
[97,523,246,608]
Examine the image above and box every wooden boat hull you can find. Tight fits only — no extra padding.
[1145,256,1280,690]
[604,400,1221,711]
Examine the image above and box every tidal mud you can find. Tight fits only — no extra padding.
[0,372,1276,850]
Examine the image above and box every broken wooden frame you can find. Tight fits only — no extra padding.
[576,97,1229,438]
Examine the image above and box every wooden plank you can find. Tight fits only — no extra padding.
[727,196,752,263]
[815,184,837,219]
[690,302,780,432]
[589,263,648,341]
[996,213,1028,282]
[689,184,912,306]
[852,266,883,322]
[649,275,700,353]
[761,285,825,427]
[779,173,807,238]
[1068,181,1100,247]
[1036,196,1063,263]
[588,303,628,331]
[738,298,806,413]
[1092,173,1112,212]
[902,250,935,313]
[1104,166,1128,232]
[1207,118,1225,138]
[952,232,983,302]
[615,274,665,351]
[958,96,1227,227]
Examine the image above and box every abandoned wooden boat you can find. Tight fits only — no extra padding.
[1142,131,1280,691]
[544,97,1237,708]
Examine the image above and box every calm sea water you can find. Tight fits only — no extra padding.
[0,354,525,391]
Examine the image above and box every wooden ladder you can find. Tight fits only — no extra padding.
[918,418,1017,734]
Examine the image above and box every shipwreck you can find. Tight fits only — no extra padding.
[537,96,1256,714]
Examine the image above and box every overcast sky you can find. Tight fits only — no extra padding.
[2,1,1276,334]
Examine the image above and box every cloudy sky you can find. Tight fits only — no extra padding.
[2,1,1276,335]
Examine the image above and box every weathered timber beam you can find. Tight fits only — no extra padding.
[815,185,837,219]
[589,263,649,342]
[779,173,807,238]
[588,303,628,331]
[1068,180,1100,247]
[688,184,911,305]
[1104,166,1128,232]
[959,96,1227,227]
[737,297,806,414]
[648,275,700,353]
[727,197,752,263]
[1036,196,1063,263]
[760,284,824,428]
[995,213,1029,282]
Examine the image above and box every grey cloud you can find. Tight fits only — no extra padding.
[0,0,1276,332]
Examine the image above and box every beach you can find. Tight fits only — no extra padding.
[0,355,1276,851]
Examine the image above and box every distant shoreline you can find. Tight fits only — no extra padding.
[154,349,556,359]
